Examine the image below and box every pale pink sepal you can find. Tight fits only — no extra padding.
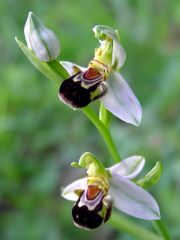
[101,71,142,126]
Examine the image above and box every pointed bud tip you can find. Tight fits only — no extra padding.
[28,11,33,16]
[26,12,35,25]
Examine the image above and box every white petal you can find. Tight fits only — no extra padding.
[101,72,142,126]
[112,39,126,69]
[61,177,87,201]
[109,173,160,220]
[60,61,86,76]
[108,156,145,179]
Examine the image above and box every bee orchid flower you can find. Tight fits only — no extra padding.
[61,153,160,230]
[22,16,141,126]
[59,26,142,126]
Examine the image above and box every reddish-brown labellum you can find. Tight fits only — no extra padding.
[87,185,101,200]
[72,185,113,230]
[59,68,107,108]
[83,68,102,80]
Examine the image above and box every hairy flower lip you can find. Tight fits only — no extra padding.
[61,155,161,221]
[58,70,107,109]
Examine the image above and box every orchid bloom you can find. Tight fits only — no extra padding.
[61,153,160,230]
[23,15,141,126]
[59,26,142,126]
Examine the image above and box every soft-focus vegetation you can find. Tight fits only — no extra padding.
[0,0,180,239]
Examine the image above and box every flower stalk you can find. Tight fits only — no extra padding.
[153,220,172,240]
[99,102,111,128]
[110,212,162,240]
[83,106,121,163]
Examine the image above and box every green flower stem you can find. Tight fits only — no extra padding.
[99,102,111,128]
[110,212,162,240]
[153,220,172,240]
[83,106,121,163]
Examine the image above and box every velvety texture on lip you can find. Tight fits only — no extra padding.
[72,191,104,229]
[59,73,101,108]
[87,185,101,200]
[83,68,102,80]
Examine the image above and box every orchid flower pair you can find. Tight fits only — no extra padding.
[24,12,142,126]
[17,12,161,231]
[62,153,160,229]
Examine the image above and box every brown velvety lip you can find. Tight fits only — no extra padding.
[83,68,102,80]
[87,185,101,200]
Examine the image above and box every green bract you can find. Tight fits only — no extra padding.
[137,162,163,189]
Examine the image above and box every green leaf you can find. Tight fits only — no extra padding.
[15,37,68,85]
[136,162,163,189]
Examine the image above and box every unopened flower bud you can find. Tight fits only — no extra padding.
[24,12,60,62]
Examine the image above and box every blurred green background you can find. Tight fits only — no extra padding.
[0,0,180,239]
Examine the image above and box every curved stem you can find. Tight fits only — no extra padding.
[153,220,172,240]
[83,106,121,163]
[110,212,162,240]
[99,102,111,128]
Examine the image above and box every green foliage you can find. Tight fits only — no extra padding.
[0,0,180,239]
